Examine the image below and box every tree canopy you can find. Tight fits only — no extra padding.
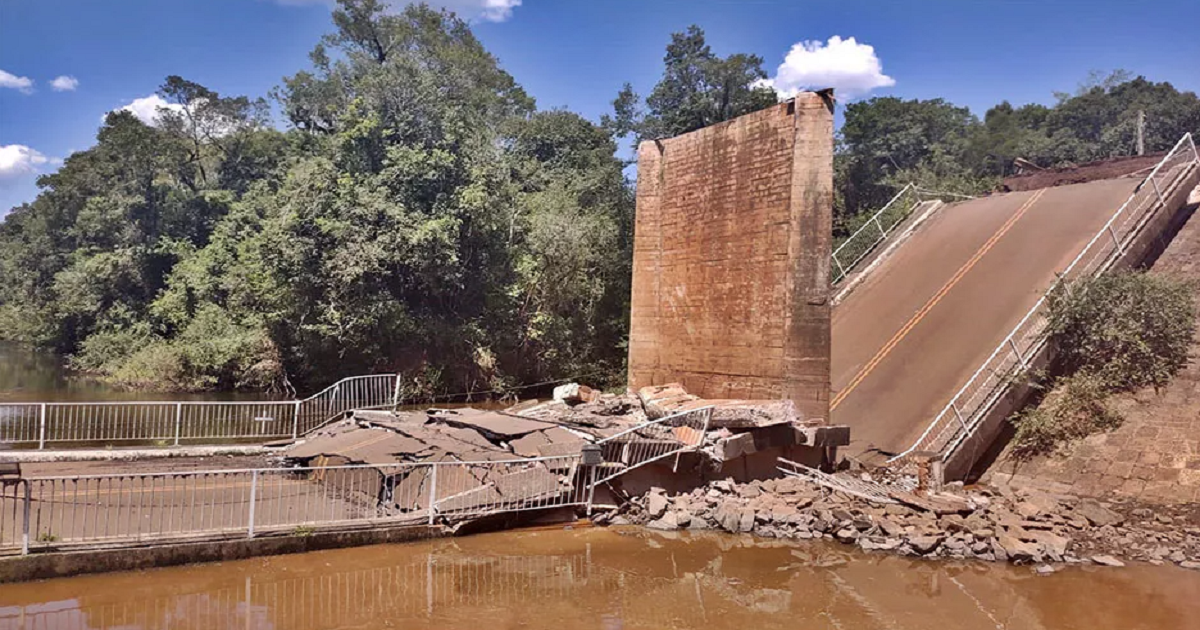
[605,25,778,143]
[0,0,630,397]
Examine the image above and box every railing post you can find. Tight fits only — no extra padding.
[392,374,402,409]
[1107,225,1125,256]
[21,480,30,555]
[37,404,46,450]
[173,403,183,446]
[832,254,849,283]
[873,216,887,239]
[247,470,259,538]
[427,465,438,526]
[1007,338,1027,371]
[950,401,968,431]
[1151,177,1164,205]
[292,401,301,440]
[585,464,596,516]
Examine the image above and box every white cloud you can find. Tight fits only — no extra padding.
[111,94,185,126]
[471,0,520,22]
[271,0,521,22]
[50,75,79,92]
[0,69,34,94]
[760,36,895,100]
[0,145,53,184]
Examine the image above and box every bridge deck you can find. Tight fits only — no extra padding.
[831,177,1141,460]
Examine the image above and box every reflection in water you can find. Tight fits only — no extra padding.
[0,342,274,403]
[0,528,1197,629]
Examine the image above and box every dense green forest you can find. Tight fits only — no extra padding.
[1,0,1198,397]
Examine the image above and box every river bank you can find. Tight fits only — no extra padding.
[606,475,1200,571]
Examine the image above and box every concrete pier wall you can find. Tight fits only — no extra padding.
[628,94,835,422]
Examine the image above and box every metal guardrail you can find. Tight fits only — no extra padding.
[0,454,587,554]
[592,406,712,485]
[0,373,399,448]
[832,185,980,285]
[891,133,1200,467]
[832,183,920,284]
[777,458,899,504]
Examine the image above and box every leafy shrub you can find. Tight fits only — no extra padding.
[1011,373,1123,459]
[1010,271,1196,458]
[1047,272,1195,391]
[72,306,283,392]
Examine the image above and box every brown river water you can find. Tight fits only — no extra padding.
[1,527,1197,630]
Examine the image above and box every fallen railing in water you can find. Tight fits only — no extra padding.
[0,374,399,449]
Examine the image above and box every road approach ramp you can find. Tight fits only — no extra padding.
[830,177,1144,462]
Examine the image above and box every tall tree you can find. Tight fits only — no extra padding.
[607,25,777,143]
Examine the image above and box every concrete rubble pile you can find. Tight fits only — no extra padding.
[607,473,1200,571]
[281,382,844,522]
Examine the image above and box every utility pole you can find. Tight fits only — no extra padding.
[1136,109,1146,156]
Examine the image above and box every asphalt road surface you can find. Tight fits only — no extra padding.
[830,177,1141,460]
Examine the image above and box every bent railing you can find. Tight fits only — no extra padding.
[0,373,399,449]
[891,133,1200,469]
[0,454,586,554]
[592,406,712,485]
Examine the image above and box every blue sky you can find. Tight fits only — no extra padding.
[2,0,1198,214]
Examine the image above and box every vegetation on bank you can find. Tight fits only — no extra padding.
[1010,272,1197,459]
[1,0,1198,396]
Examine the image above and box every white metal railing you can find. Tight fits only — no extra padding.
[0,374,399,449]
[832,183,920,284]
[592,406,712,485]
[892,133,1200,467]
[0,454,587,554]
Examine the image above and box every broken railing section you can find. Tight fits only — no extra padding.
[0,456,589,555]
[591,406,712,485]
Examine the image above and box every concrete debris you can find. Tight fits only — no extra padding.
[637,383,815,429]
[552,383,601,406]
[283,381,851,529]
[607,471,1200,569]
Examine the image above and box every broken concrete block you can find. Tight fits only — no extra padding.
[553,383,600,405]
[1091,555,1125,567]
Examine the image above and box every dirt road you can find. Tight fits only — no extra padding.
[831,177,1141,459]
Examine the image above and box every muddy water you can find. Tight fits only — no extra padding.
[1,528,1197,630]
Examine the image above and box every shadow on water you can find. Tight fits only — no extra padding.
[0,528,1196,630]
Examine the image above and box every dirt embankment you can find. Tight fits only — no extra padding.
[1001,154,1165,192]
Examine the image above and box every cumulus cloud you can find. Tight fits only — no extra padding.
[760,36,895,100]
[272,0,521,22]
[0,145,54,184]
[50,75,79,92]
[0,69,34,94]
[112,94,185,126]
